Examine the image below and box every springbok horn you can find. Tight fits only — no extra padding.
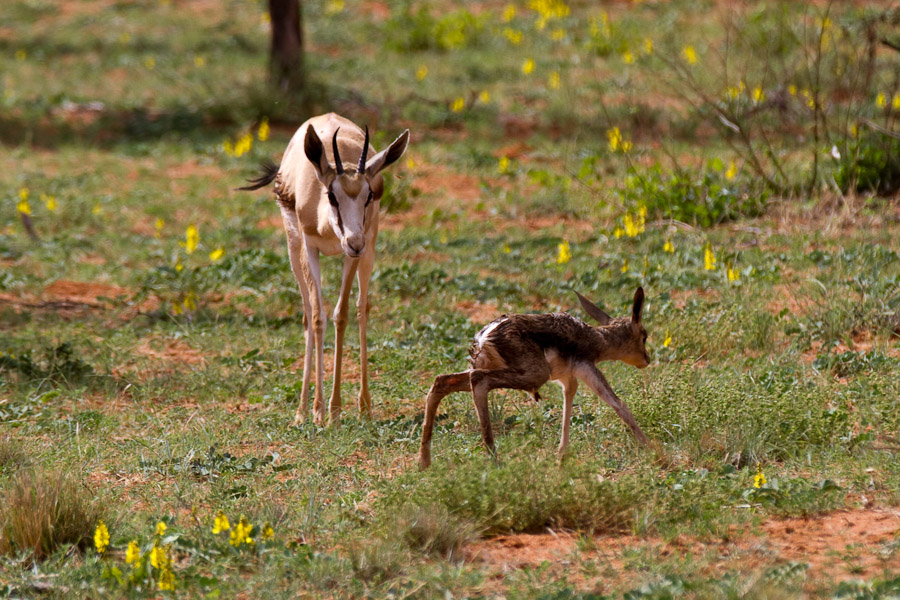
[358,125,370,172]
[332,128,344,174]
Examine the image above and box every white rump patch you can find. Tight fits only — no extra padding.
[471,318,508,370]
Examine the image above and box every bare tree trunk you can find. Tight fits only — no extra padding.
[268,0,305,92]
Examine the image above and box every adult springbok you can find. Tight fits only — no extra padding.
[240,113,409,425]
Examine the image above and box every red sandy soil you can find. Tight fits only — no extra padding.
[468,507,900,593]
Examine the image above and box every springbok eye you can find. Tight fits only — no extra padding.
[327,190,338,207]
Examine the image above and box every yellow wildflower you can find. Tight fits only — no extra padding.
[16,198,31,216]
[262,522,275,541]
[119,32,131,43]
[522,58,535,75]
[876,92,887,108]
[150,543,168,569]
[643,38,653,54]
[502,4,516,22]
[788,84,797,96]
[325,0,344,14]
[92,202,102,215]
[663,239,674,253]
[209,246,225,262]
[623,213,638,237]
[503,28,523,45]
[479,90,491,104]
[212,511,230,534]
[752,86,764,103]
[440,231,448,244]
[502,242,511,254]
[155,521,167,537]
[556,240,571,264]
[183,225,199,254]
[682,45,697,65]
[194,55,206,67]
[229,515,254,547]
[663,330,672,348]
[41,194,57,212]
[704,243,716,271]
[894,94,900,110]
[450,97,465,113]
[155,217,164,238]
[725,160,737,180]
[498,155,511,174]
[416,65,428,81]
[126,540,141,564]
[260,12,271,25]
[727,265,739,282]
[606,127,632,153]
[94,520,110,554]
[621,259,628,273]
[144,56,155,69]
[183,292,197,312]
[234,132,253,157]
[18,187,28,202]
[622,50,635,64]
[257,117,270,142]
[158,567,175,591]
[754,466,766,488]
[223,140,234,156]
[551,28,565,41]
[548,71,561,90]
[613,226,623,239]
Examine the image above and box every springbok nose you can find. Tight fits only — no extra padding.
[347,238,365,256]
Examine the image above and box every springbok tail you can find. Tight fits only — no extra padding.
[235,160,279,191]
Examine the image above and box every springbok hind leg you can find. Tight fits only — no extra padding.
[281,208,314,425]
[469,365,550,460]
[418,371,471,469]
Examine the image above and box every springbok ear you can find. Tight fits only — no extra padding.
[365,129,410,176]
[632,287,645,324]
[303,125,333,181]
[575,291,613,326]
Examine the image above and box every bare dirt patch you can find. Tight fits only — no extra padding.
[136,336,206,368]
[44,280,131,306]
[467,507,900,593]
[455,300,500,325]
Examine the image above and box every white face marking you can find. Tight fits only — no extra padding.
[328,181,373,258]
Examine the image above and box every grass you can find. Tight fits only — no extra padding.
[1,0,900,597]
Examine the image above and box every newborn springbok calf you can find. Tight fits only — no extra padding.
[419,287,650,468]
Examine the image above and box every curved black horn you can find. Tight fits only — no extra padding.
[332,128,344,174]
[358,125,370,172]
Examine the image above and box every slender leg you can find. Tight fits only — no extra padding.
[418,371,471,469]
[572,362,649,446]
[356,245,376,417]
[300,237,327,425]
[281,208,314,424]
[557,376,578,461]
[469,366,550,459]
[328,256,359,425]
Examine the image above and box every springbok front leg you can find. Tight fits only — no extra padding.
[356,245,376,417]
[281,207,315,424]
[573,362,649,446]
[557,375,578,461]
[419,371,472,469]
[301,238,328,425]
[329,254,360,425]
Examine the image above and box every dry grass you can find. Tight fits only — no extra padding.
[0,469,105,562]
